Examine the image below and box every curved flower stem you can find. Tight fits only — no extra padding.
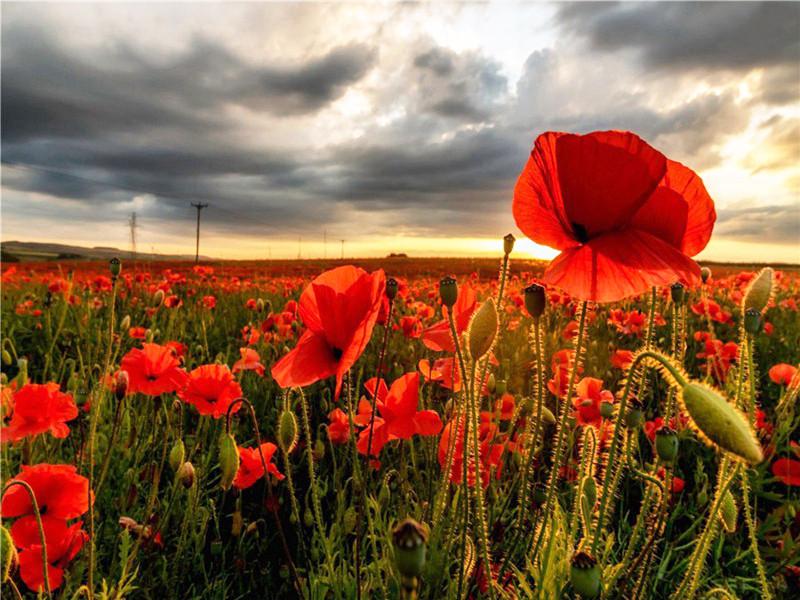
[2,481,51,599]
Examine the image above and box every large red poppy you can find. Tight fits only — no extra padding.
[15,518,87,592]
[513,130,716,303]
[1,382,78,442]
[120,343,188,396]
[1,464,92,522]
[233,443,284,490]
[178,364,242,419]
[271,266,386,399]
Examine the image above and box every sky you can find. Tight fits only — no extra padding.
[1,1,799,262]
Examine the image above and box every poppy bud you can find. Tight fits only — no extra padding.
[109,257,122,278]
[169,439,186,473]
[670,282,686,305]
[392,518,429,578]
[218,433,240,491]
[680,383,763,465]
[1,349,11,366]
[487,373,496,393]
[495,379,507,395]
[120,315,131,331]
[178,461,195,488]
[599,401,614,419]
[655,427,679,462]
[744,308,762,336]
[541,406,556,425]
[719,489,738,533]
[304,508,314,528]
[625,397,644,429]
[580,475,597,513]
[743,267,773,315]
[255,298,264,313]
[697,487,708,507]
[1,525,17,583]
[524,283,546,320]
[386,277,399,301]
[153,290,164,307]
[15,358,28,387]
[570,551,601,598]
[503,233,516,255]
[343,506,357,535]
[313,439,325,461]
[114,370,129,401]
[277,409,299,454]
[468,298,498,360]
[145,329,154,343]
[701,267,711,283]
[439,276,458,309]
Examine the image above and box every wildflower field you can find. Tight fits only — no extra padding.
[1,132,799,599]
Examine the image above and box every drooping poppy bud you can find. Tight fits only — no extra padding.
[503,233,516,255]
[153,290,165,307]
[114,370,129,401]
[744,308,762,336]
[178,461,195,488]
[120,315,131,331]
[670,282,686,305]
[468,298,498,360]
[439,276,458,309]
[1,525,17,583]
[218,433,240,491]
[625,397,644,429]
[278,408,299,454]
[109,257,122,278]
[386,277,399,301]
[700,267,711,283]
[570,551,601,598]
[169,439,186,473]
[392,517,429,578]
[719,489,738,533]
[599,401,614,419]
[655,426,679,462]
[524,283,546,319]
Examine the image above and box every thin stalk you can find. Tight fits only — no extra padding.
[2,480,51,599]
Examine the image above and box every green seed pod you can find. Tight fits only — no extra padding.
[743,267,773,315]
[468,299,498,361]
[218,433,240,491]
[1,525,18,582]
[524,283,546,319]
[343,506,357,535]
[439,276,458,309]
[680,383,763,465]
[701,267,712,283]
[109,257,122,278]
[719,489,738,533]
[571,551,601,598]
[278,409,299,454]
[169,439,186,472]
[177,461,195,489]
[744,308,762,336]
[392,518,429,578]
[386,277,399,301]
[670,282,686,305]
[503,233,516,255]
[655,427,679,462]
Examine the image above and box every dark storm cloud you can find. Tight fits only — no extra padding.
[557,1,800,71]
[716,204,800,245]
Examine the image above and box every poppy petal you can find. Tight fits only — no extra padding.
[414,410,444,436]
[271,330,338,390]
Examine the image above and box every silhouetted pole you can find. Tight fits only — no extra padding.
[191,203,209,263]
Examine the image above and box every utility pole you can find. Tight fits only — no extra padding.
[129,211,138,261]
[324,229,327,259]
[191,203,208,264]
[340,239,345,260]
[297,236,302,260]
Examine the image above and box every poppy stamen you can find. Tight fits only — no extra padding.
[572,222,590,244]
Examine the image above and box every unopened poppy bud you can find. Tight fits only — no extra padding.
[655,426,679,462]
[487,373,496,393]
[145,329,154,343]
[524,283,546,319]
[670,282,686,305]
[743,267,773,315]
[1,525,17,582]
[468,298,498,360]
[169,439,186,472]
[114,370,129,401]
[392,518,429,578]
[701,267,711,283]
[304,507,314,528]
[719,489,738,533]
[496,379,507,395]
[386,277,399,300]
[744,308,762,336]
[178,461,195,488]
[680,382,763,464]
[278,409,299,454]
[541,406,556,425]
[580,475,597,510]
[120,315,131,331]
[109,257,122,278]
[153,290,164,307]
[503,233,516,255]
[218,433,240,491]
[343,506,357,535]
[697,487,708,507]
[256,298,265,313]
[15,359,28,387]
[1,349,11,366]
[599,401,614,419]
[570,551,601,598]
[439,276,458,308]
[0,373,7,386]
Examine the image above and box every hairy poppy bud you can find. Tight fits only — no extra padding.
[571,551,601,598]
[278,409,299,454]
[524,283,546,319]
[114,370,129,401]
[392,518,429,578]
[680,383,763,464]
[1,348,11,366]
[599,401,614,419]
[495,379,507,395]
[719,489,738,533]
[109,257,122,278]
[468,298,498,360]
[178,461,195,488]
[145,329,155,343]
[439,276,458,309]
[744,308,762,336]
[120,315,131,331]
[503,233,516,255]
[386,277,399,301]
[487,374,496,393]
[541,406,556,425]
[304,508,314,528]
[218,433,240,491]
[655,426,679,462]
[743,267,773,315]
[15,359,28,387]
[169,439,186,473]
[625,397,644,429]
[670,282,686,305]
[700,267,711,283]
[256,298,265,313]
[1,525,17,583]
[153,290,165,307]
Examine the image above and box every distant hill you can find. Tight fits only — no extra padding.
[1,241,210,262]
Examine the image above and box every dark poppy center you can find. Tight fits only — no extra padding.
[147,375,158,382]
[572,222,590,244]
[39,504,47,515]
[331,347,343,361]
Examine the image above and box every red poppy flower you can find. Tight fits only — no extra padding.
[327,408,351,445]
[120,343,188,396]
[573,377,613,427]
[354,373,442,456]
[179,364,242,419]
[437,415,505,488]
[769,363,798,387]
[422,282,476,352]
[772,458,800,486]
[232,348,265,376]
[1,383,78,443]
[513,130,715,303]
[1,464,92,523]
[271,266,386,399]
[547,349,583,398]
[15,518,87,592]
[611,349,635,370]
[128,326,146,339]
[233,443,284,490]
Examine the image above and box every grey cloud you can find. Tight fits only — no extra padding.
[716,204,800,245]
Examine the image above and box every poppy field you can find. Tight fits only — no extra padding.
[1,131,799,599]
